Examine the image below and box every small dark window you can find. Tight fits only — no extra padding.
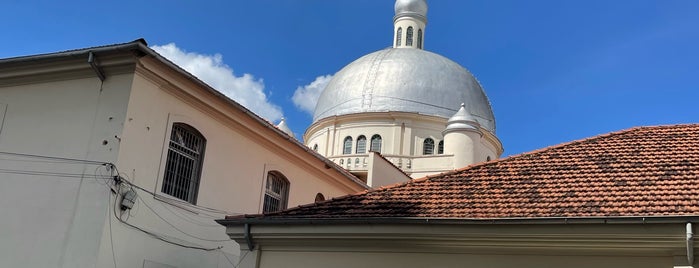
[312,144,318,152]
[263,171,290,213]
[423,138,435,155]
[356,135,367,154]
[406,27,414,47]
[487,156,492,161]
[438,140,444,154]
[370,135,382,153]
[161,123,206,204]
[315,193,325,202]
[343,136,353,155]
[396,27,402,47]
[417,29,423,49]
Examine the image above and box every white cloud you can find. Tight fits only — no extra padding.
[292,75,333,115]
[151,43,283,121]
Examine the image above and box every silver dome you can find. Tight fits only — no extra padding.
[313,48,496,133]
[395,0,428,17]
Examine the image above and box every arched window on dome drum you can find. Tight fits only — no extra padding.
[312,144,318,152]
[417,28,423,49]
[423,138,435,155]
[406,26,414,47]
[438,140,444,154]
[395,27,402,47]
[370,135,382,153]
[343,136,352,155]
[356,135,367,154]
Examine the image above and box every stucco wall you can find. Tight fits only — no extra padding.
[94,60,365,268]
[0,73,133,267]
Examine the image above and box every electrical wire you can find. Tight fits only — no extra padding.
[107,185,118,268]
[111,180,222,252]
[0,168,113,179]
[158,200,224,228]
[112,165,239,217]
[135,193,230,242]
[0,151,107,165]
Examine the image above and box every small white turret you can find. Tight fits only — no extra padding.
[393,0,428,49]
[443,103,482,168]
[276,118,294,138]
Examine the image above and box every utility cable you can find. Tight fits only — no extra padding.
[135,194,230,242]
[0,151,106,165]
[111,180,221,251]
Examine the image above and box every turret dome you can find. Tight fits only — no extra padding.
[395,0,428,18]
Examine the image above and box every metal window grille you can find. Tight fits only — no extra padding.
[396,27,402,46]
[417,29,423,49]
[423,138,434,155]
[263,172,289,213]
[356,135,367,154]
[406,27,414,47]
[370,135,382,153]
[161,123,205,204]
[438,140,444,154]
[343,136,353,155]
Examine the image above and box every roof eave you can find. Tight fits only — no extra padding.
[217,215,699,227]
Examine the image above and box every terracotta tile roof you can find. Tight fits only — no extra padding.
[240,124,699,219]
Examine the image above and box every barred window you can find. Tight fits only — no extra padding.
[406,26,414,47]
[263,171,290,213]
[370,134,382,153]
[396,27,402,46]
[343,136,353,155]
[438,140,444,154]
[423,138,435,155]
[356,135,367,154]
[161,123,206,204]
[417,29,423,49]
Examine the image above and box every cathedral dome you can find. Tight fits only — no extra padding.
[395,0,428,18]
[312,48,496,133]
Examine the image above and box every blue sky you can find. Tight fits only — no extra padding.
[2,1,697,156]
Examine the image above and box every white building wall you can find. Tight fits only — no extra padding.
[0,73,134,267]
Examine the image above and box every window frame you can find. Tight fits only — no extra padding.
[356,135,367,154]
[343,136,353,155]
[160,123,206,204]
[423,138,435,155]
[396,27,403,47]
[263,171,290,213]
[370,134,382,153]
[406,26,414,47]
[417,28,423,49]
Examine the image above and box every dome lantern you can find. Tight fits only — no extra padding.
[393,0,428,49]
